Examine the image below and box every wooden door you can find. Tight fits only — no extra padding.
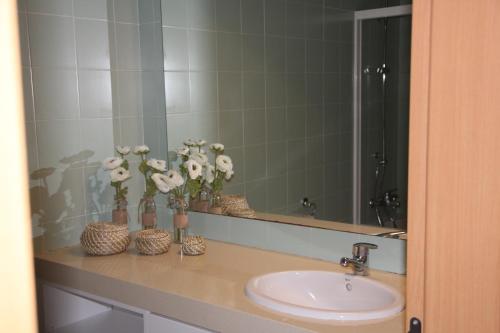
[407,0,500,332]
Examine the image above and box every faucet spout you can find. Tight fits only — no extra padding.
[340,243,378,276]
[340,257,368,275]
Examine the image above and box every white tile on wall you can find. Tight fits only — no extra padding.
[138,0,156,23]
[190,72,218,112]
[75,19,112,69]
[190,112,219,144]
[74,0,114,20]
[140,22,164,71]
[163,27,189,71]
[115,23,141,70]
[246,179,268,211]
[42,216,87,251]
[218,72,242,111]
[84,164,114,221]
[188,30,216,71]
[164,71,190,114]
[241,0,264,34]
[27,0,74,16]
[79,118,115,164]
[244,145,267,182]
[187,0,216,30]
[27,14,76,68]
[116,70,143,117]
[78,70,113,119]
[31,68,79,120]
[162,0,187,27]
[119,117,144,148]
[244,109,266,145]
[114,0,139,23]
[219,111,243,148]
[36,119,82,169]
[215,0,241,33]
[166,113,192,149]
[265,0,285,36]
[43,167,86,221]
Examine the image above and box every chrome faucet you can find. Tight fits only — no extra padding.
[340,243,378,276]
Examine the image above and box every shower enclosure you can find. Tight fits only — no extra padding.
[353,5,412,229]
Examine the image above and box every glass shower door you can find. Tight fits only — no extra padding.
[359,14,412,229]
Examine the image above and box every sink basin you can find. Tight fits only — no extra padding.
[245,271,404,321]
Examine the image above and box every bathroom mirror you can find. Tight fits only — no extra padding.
[162,0,412,236]
[21,0,411,251]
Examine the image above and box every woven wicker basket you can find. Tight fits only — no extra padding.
[220,195,250,215]
[135,229,171,255]
[182,235,206,256]
[227,208,257,219]
[80,222,130,256]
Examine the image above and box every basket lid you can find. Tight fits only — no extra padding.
[85,222,128,233]
[136,229,170,240]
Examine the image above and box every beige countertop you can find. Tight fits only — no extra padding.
[35,239,406,333]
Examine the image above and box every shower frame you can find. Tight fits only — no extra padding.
[352,4,412,225]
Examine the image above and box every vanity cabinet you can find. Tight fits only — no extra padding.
[40,283,213,333]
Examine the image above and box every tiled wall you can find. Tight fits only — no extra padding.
[19,0,168,250]
[162,0,355,222]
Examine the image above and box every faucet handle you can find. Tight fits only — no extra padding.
[353,242,378,257]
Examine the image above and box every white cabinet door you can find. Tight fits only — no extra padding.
[43,284,110,332]
[144,313,213,333]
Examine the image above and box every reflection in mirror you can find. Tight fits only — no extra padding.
[163,0,412,235]
[359,13,411,230]
[20,0,168,250]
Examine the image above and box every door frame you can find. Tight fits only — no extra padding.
[406,0,432,330]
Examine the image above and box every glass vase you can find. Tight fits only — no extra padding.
[208,191,223,214]
[189,188,210,213]
[138,195,157,230]
[172,197,188,244]
[112,199,129,225]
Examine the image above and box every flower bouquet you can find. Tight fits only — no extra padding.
[151,146,204,243]
[134,145,167,230]
[103,147,132,225]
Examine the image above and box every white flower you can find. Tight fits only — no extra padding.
[184,139,196,147]
[110,167,131,183]
[190,151,208,166]
[225,169,234,180]
[216,155,233,173]
[204,164,215,184]
[176,147,189,157]
[184,159,203,180]
[196,139,207,146]
[165,169,184,188]
[147,158,167,172]
[209,143,224,152]
[133,145,150,154]
[102,157,123,170]
[151,173,172,193]
[189,147,205,154]
[115,145,130,155]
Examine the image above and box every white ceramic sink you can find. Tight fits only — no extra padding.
[245,271,404,321]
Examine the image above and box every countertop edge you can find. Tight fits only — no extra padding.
[35,258,315,333]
